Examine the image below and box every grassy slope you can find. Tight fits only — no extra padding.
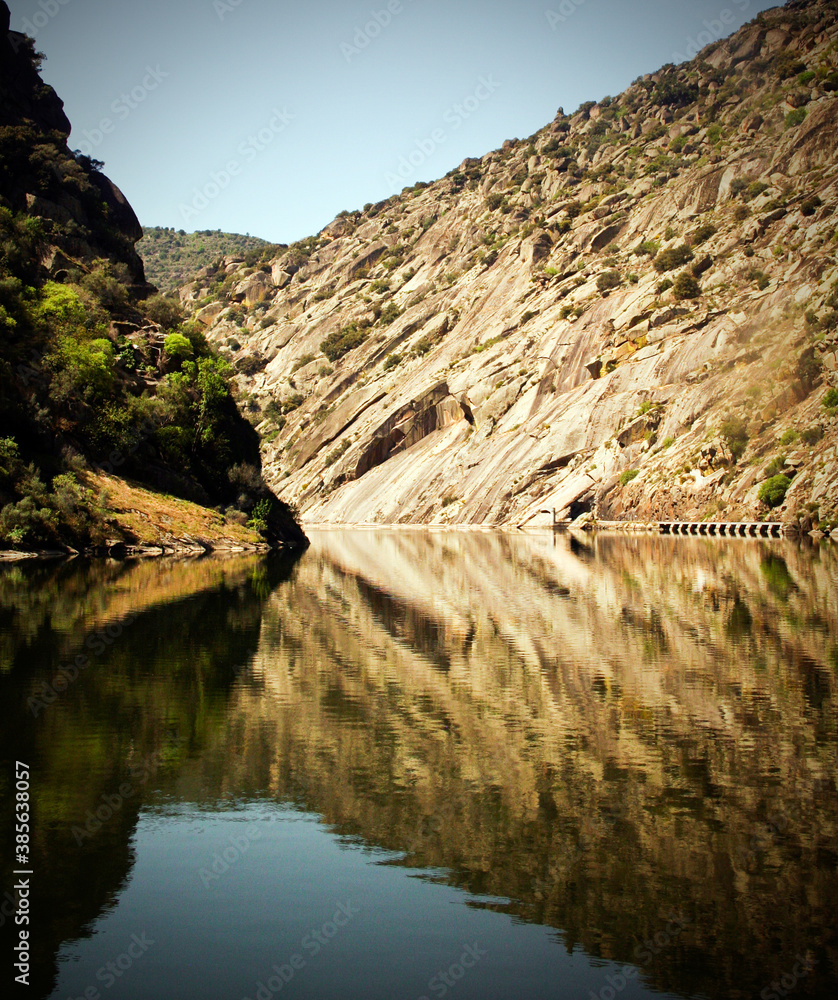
[86,472,268,548]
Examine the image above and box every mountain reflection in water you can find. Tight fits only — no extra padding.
[0,532,835,999]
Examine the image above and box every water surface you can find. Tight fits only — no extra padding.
[1,532,836,999]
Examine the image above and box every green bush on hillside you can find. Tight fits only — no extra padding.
[721,415,749,462]
[758,475,791,508]
[654,245,694,272]
[673,272,701,300]
[320,324,368,362]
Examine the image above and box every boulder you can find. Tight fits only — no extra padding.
[233,271,274,307]
[519,230,553,266]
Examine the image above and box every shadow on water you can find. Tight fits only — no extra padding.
[0,551,302,997]
[1,534,836,998]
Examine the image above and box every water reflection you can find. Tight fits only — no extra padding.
[0,534,836,999]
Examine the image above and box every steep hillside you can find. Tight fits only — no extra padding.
[182,0,838,534]
[138,227,273,292]
[0,2,306,553]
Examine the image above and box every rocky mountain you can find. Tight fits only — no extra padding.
[0,1,306,553]
[181,0,838,534]
[138,227,273,292]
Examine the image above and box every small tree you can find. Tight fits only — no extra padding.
[720,415,749,462]
[673,272,701,300]
[144,294,184,330]
[163,333,193,361]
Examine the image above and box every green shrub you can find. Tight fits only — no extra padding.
[747,267,770,290]
[706,124,724,145]
[383,353,402,371]
[291,353,316,373]
[163,333,193,360]
[246,498,273,534]
[721,415,749,462]
[776,54,805,79]
[80,265,130,312]
[320,324,368,362]
[690,223,717,245]
[35,281,87,334]
[800,425,823,445]
[800,196,822,217]
[280,392,305,415]
[144,294,184,330]
[673,272,701,300]
[656,278,674,294]
[654,245,694,272]
[823,387,838,409]
[619,469,639,487]
[46,335,116,408]
[785,108,807,129]
[412,335,435,357]
[650,72,698,107]
[597,270,622,294]
[758,474,791,508]
[379,302,401,326]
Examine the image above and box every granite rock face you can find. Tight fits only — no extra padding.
[182,0,838,531]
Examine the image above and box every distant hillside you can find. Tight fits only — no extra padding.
[139,227,274,291]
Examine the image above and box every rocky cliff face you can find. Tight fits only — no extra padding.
[0,0,306,553]
[0,1,146,283]
[182,0,838,532]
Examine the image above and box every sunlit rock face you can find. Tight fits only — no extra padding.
[181,2,838,531]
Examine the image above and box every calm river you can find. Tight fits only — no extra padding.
[1,531,836,999]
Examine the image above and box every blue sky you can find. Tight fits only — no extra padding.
[10,0,778,243]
